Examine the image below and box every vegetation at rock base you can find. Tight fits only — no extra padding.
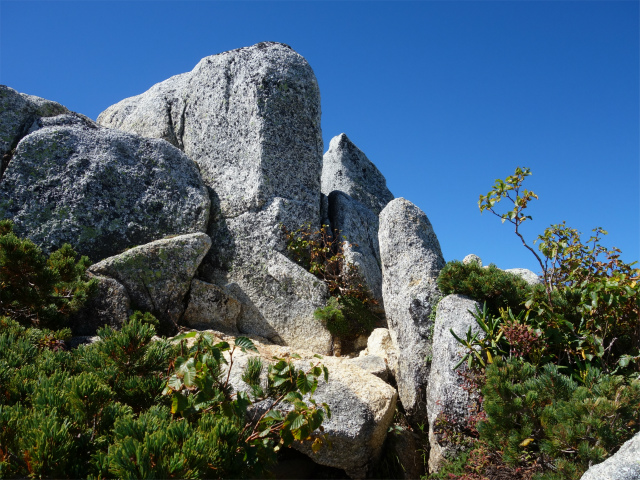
[0,227,330,478]
[282,223,380,344]
[0,219,97,330]
[429,167,640,480]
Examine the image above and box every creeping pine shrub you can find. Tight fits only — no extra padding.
[432,167,640,480]
[0,316,331,478]
[437,260,535,317]
[283,223,380,342]
[480,358,640,480]
[0,228,331,478]
[0,220,97,329]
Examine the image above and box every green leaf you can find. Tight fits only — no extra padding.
[235,336,258,352]
[265,410,285,421]
[171,331,197,342]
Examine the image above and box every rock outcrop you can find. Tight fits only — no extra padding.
[68,275,131,336]
[327,190,383,305]
[0,85,68,177]
[89,233,211,332]
[580,430,640,480]
[426,294,482,473]
[98,42,331,353]
[182,279,241,333]
[322,133,393,215]
[213,333,398,479]
[379,198,445,424]
[0,111,210,261]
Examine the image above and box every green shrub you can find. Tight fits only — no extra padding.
[436,167,640,479]
[479,358,640,480]
[0,220,97,329]
[437,260,535,316]
[283,223,379,343]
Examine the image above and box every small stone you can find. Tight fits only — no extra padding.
[462,254,482,267]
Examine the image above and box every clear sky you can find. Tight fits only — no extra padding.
[1,1,638,274]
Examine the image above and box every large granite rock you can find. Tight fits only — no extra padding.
[89,233,211,333]
[0,85,68,177]
[0,111,210,261]
[182,279,241,333]
[321,133,393,216]
[328,191,383,305]
[98,42,329,352]
[98,41,322,225]
[379,198,445,424]
[580,430,640,480]
[213,333,398,479]
[68,275,131,336]
[426,294,482,473]
[505,267,541,285]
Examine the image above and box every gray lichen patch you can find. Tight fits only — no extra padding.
[0,121,210,262]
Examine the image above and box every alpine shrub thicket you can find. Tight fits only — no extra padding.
[0,220,97,329]
[429,167,640,480]
[0,226,331,478]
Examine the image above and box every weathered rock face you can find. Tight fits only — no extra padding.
[426,294,482,473]
[0,85,68,177]
[322,133,393,216]
[0,112,210,261]
[68,275,131,336]
[505,267,541,285]
[379,198,445,424]
[462,253,482,267]
[217,248,332,354]
[88,233,211,332]
[98,42,329,353]
[328,191,383,305]
[182,279,241,333]
[359,328,398,381]
[98,42,322,225]
[580,430,640,480]
[214,333,398,479]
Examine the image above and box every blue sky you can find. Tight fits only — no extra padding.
[1,1,638,273]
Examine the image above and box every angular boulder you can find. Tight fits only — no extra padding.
[98,41,322,225]
[0,111,210,261]
[505,267,541,285]
[68,275,131,336]
[580,430,640,480]
[214,334,398,479]
[328,191,383,305]
[98,42,330,352]
[89,233,211,332]
[359,328,398,381]
[0,85,68,176]
[182,279,241,333]
[426,294,482,473]
[321,133,393,216]
[379,198,445,424]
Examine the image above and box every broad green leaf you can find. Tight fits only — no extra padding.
[235,336,258,352]
[172,331,197,342]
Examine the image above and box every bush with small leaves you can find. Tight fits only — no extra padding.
[283,223,380,344]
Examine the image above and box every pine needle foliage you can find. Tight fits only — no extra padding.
[0,220,97,329]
